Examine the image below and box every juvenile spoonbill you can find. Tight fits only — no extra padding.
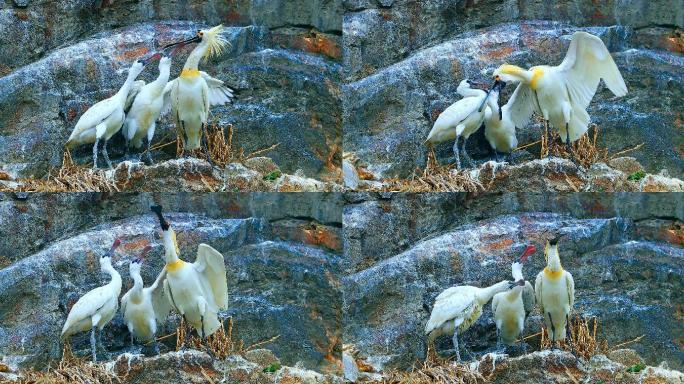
[66,56,155,169]
[150,205,228,346]
[161,25,235,156]
[492,31,627,159]
[61,239,122,362]
[120,245,172,350]
[483,80,523,162]
[122,52,174,164]
[425,277,515,361]
[535,236,575,344]
[425,79,503,169]
[492,245,536,349]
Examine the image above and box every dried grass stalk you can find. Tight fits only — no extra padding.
[539,314,608,359]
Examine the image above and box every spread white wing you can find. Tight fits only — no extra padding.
[124,80,146,113]
[557,31,627,110]
[200,71,235,106]
[425,286,476,335]
[148,268,172,324]
[193,243,228,310]
[522,281,535,316]
[507,82,538,129]
[161,79,178,118]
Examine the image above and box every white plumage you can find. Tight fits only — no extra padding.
[61,239,122,362]
[425,280,512,361]
[484,82,519,160]
[162,25,235,152]
[535,237,575,342]
[150,205,228,342]
[492,245,536,347]
[425,79,497,169]
[120,246,172,345]
[123,55,173,164]
[493,31,627,155]
[66,60,148,169]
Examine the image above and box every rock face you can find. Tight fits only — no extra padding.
[0,208,342,372]
[0,19,341,181]
[342,195,684,371]
[343,20,684,179]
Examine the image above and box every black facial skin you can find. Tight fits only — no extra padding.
[549,236,562,246]
[150,205,170,231]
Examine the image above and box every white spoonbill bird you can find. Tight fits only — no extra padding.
[425,277,515,361]
[492,245,536,349]
[150,205,228,345]
[491,31,627,158]
[66,56,155,169]
[425,79,503,169]
[483,80,522,162]
[161,25,235,155]
[61,239,122,362]
[120,245,172,348]
[535,236,575,343]
[123,52,173,164]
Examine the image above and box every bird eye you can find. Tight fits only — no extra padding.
[197,30,204,37]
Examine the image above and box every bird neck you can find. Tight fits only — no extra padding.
[152,65,171,90]
[498,64,533,84]
[162,229,181,264]
[130,271,144,301]
[104,263,122,291]
[477,280,510,304]
[506,285,523,301]
[546,245,563,272]
[115,68,140,102]
[183,43,208,71]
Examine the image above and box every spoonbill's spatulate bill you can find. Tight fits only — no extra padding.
[65,56,155,169]
[492,245,536,348]
[425,79,504,169]
[425,278,515,361]
[150,205,228,347]
[123,53,173,165]
[161,25,235,157]
[61,239,122,362]
[535,236,575,343]
[492,31,627,158]
[120,246,171,348]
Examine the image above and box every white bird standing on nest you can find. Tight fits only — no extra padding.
[492,245,536,350]
[122,51,175,165]
[65,56,155,169]
[161,25,235,158]
[150,205,228,346]
[535,236,575,344]
[61,239,122,362]
[425,275,516,361]
[483,80,522,163]
[491,31,627,160]
[425,79,504,169]
[120,245,172,350]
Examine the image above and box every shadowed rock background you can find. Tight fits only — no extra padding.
[343,192,684,371]
[0,0,342,181]
[343,0,684,178]
[0,192,343,373]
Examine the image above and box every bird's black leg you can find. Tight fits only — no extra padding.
[547,312,556,345]
[201,123,215,167]
[103,139,113,169]
[124,137,130,160]
[180,121,188,159]
[496,328,503,352]
[453,136,461,170]
[462,137,474,168]
[91,326,97,362]
[507,151,513,164]
[452,328,461,362]
[181,315,189,350]
[566,313,572,344]
[92,139,100,169]
[565,123,576,165]
[493,150,501,163]
[545,121,551,158]
[146,136,154,165]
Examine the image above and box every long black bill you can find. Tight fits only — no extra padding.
[161,35,201,55]
[139,52,162,66]
[478,79,501,113]
[150,205,169,231]
[496,80,506,120]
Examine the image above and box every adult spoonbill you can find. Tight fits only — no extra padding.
[535,236,575,344]
[425,276,515,361]
[425,79,504,169]
[161,25,235,156]
[66,56,155,169]
[150,205,228,346]
[491,31,627,159]
[120,245,171,350]
[483,80,523,162]
[492,245,536,349]
[123,51,174,164]
[61,239,122,362]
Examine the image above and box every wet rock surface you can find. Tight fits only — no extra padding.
[342,195,684,371]
[0,208,342,371]
[343,21,684,179]
[0,20,342,181]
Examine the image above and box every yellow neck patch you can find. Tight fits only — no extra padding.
[544,267,564,280]
[180,69,200,79]
[530,68,544,90]
[166,259,186,272]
